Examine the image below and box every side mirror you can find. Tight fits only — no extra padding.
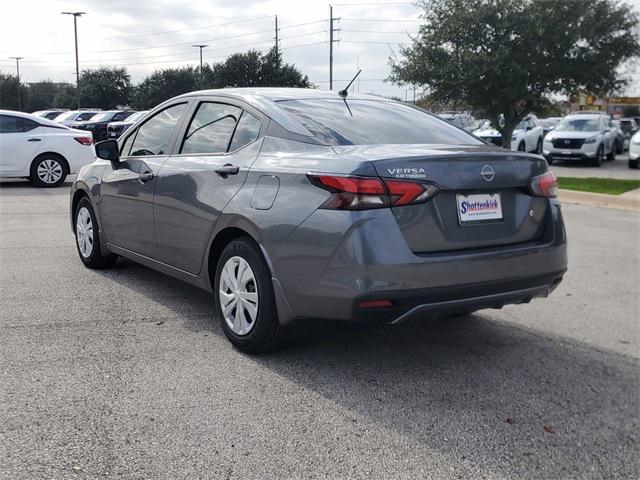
[95,139,120,168]
[526,125,533,131]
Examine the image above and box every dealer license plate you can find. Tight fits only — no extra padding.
[456,193,503,224]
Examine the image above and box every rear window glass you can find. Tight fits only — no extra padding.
[277,99,482,146]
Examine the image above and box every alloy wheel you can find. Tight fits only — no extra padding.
[219,256,259,336]
[37,159,63,185]
[76,207,94,258]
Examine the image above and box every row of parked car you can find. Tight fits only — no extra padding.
[31,108,148,142]
[0,108,149,187]
[441,110,640,168]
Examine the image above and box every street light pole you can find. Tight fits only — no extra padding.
[9,56,23,111]
[62,11,85,108]
[192,44,209,77]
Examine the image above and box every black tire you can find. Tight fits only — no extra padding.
[517,141,526,152]
[535,137,543,154]
[615,140,623,155]
[30,154,67,188]
[592,145,604,167]
[629,159,639,169]
[606,144,616,162]
[74,197,117,269]
[214,237,287,353]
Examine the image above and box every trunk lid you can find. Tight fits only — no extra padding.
[337,144,549,253]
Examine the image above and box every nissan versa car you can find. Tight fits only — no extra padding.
[1,110,94,187]
[543,112,616,166]
[70,88,567,352]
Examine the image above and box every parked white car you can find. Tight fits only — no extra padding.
[32,109,69,120]
[629,130,640,169]
[53,110,101,126]
[0,110,95,187]
[543,112,616,167]
[475,114,544,153]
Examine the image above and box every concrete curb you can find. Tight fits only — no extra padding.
[558,188,640,212]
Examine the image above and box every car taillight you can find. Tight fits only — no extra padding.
[308,175,440,210]
[74,137,93,145]
[529,171,558,198]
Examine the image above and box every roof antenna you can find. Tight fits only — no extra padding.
[338,69,361,98]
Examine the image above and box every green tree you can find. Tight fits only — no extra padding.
[258,47,311,87]
[0,72,29,111]
[52,84,78,108]
[78,67,132,109]
[25,81,74,111]
[390,0,640,147]
[131,66,200,109]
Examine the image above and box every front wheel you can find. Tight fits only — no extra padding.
[629,158,639,169]
[215,237,287,353]
[74,197,117,269]
[30,155,67,187]
[606,144,616,162]
[592,145,604,167]
[517,142,526,152]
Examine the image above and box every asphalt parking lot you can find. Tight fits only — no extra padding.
[550,152,640,180]
[1,178,638,479]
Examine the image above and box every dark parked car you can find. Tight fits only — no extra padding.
[106,110,148,139]
[70,88,567,352]
[72,110,135,142]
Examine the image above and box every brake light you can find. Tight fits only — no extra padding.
[74,137,93,145]
[308,175,440,210]
[529,171,558,198]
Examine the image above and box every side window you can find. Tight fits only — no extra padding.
[0,115,19,133]
[113,112,129,121]
[0,115,37,133]
[120,131,136,157]
[181,102,241,154]
[130,103,186,156]
[229,111,261,151]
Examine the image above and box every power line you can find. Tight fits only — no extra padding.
[341,17,421,22]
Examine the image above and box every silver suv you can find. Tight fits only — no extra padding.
[543,112,616,166]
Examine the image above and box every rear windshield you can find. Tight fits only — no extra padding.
[89,112,113,122]
[277,99,482,146]
[55,111,77,121]
[77,112,100,121]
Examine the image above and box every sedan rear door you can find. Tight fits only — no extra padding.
[0,115,43,175]
[153,97,265,274]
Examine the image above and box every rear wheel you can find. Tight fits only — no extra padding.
[592,145,604,167]
[215,237,287,353]
[30,154,67,187]
[74,197,117,269]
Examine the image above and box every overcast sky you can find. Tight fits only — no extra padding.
[1,0,639,100]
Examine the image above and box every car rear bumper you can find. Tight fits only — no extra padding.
[350,271,564,324]
[266,199,568,324]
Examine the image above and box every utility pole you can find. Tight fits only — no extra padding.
[9,56,23,111]
[274,15,280,70]
[329,5,340,90]
[192,44,209,77]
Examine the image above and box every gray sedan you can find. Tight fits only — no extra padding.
[70,88,567,352]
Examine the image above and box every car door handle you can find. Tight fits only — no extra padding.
[138,172,154,184]
[27,138,42,142]
[215,164,240,177]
